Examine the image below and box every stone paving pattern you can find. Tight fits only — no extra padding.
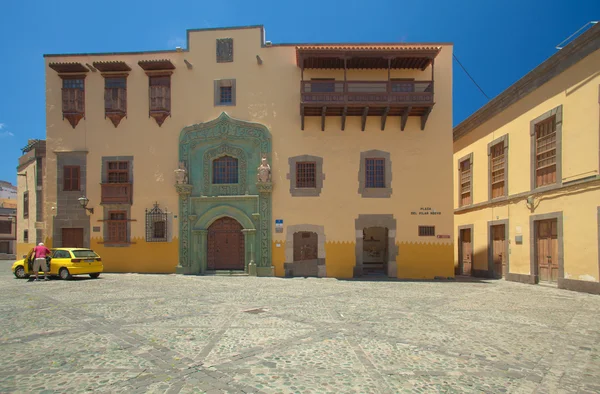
[1,260,600,393]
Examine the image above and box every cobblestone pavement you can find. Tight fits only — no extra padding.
[1,260,600,393]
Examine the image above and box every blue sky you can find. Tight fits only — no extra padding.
[0,0,597,185]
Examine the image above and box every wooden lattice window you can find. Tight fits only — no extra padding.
[418,226,435,237]
[365,158,385,188]
[149,76,170,112]
[145,203,167,242]
[23,191,29,218]
[490,142,506,198]
[62,78,85,114]
[0,221,11,235]
[460,159,472,206]
[213,156,238,184]
[107,161,129,183]
[105,77,127,113]
[63,165,80,191]
[107,211,127,243]
[535,116,557,188]
[296,162,316,188]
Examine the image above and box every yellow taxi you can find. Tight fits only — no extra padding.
[12,248,103,280]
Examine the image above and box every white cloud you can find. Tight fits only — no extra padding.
[0,123,5,130]
[0,130,14,138]
[167,37,186,49]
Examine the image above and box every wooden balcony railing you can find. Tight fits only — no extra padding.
[301,80,434,105]
[101,183,132,204]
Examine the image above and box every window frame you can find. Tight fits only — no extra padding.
[23,191,29,218]
[358,150,392,198]
[487,135,509,201]
[214,79,236,106]
[145,203,168,243]
[63,165,81,192]
[530,105,562,191]
[288,155,325,197]
[458,153,473,207]
[59,74,86,128]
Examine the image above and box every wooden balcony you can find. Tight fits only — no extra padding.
[301,80,434,131]
[101,183,132,204]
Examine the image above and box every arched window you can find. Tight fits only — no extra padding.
[213,156,238,184]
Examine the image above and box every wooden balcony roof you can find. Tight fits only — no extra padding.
[92,61,132,72]
[137,59,176,71]
[296,45,441,70]
[48,62,89,73]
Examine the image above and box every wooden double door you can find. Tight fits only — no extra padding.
[207,217,245,271]
[62,228,84,248]
[491,225,507,278]
[460,228,472,276]
[536,219,559,282]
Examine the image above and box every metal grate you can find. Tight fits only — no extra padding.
[296,162,316,188]
[418,226,435,237]
[365,158,385,188]
[220,86,233,104]
[213,156,238,184]
[146,202,168,242]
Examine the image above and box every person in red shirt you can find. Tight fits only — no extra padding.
[31,242,51,281]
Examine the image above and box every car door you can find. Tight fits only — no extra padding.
[50,250,72,275]
[24,248,35,275]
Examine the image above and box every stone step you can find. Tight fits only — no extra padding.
[206,270,249,276]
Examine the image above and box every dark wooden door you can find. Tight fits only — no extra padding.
[491,225,506,278]
[461,229,472,276]
[62,228,84,248]
[293,232,318,262]
[207,217,245,270]
[536,219,558,282]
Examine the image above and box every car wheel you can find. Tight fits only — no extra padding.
[14,266,28,279]
[59,267,72,280]
[89,273,100,279]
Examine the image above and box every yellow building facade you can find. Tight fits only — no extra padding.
[453,24,600,294]
[39,26,454,279]
[16,140,47,258]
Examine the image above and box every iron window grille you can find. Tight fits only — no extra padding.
[213,156,238,184]
[220,86,233,104]
[146,202,168,242]
[418,226,435,237]
[365,158,385,188]
[296,162,316,188]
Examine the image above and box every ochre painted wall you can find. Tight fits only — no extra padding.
[45,27,454,277]
[90,237,179,273]
[453,47,600,283]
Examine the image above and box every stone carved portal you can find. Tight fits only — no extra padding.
[176,112,273,276]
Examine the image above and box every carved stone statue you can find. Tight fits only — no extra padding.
[175,161,188,185]
[257,155,271,183]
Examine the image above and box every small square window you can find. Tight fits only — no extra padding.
[214,79,236,106]
[418,226,435,237]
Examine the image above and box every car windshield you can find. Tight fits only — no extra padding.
[72,250,99,258]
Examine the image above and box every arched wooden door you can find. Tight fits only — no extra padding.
[207,217,245,270]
